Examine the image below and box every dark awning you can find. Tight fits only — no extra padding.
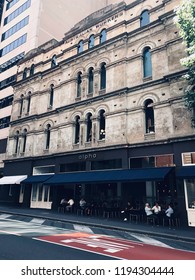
[44,167,172,185]
[176,166,195,178]
[21,175,53,184]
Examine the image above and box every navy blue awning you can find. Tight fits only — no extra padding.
[176,166,195,178]
[21,175,53,184]
[44,167,172,185]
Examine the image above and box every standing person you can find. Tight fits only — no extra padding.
[165,204,174,218]
[66,198,74,212]
[121,201,133,221]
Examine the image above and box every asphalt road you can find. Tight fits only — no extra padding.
[0,234,113,260]
[0,216,195,260]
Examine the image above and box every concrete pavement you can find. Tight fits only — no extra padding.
[0,205,194,243]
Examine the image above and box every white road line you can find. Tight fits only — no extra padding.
[130,233,173,248]
[0,214,12,219]
[30,218,45,224]
[73,224,94,233]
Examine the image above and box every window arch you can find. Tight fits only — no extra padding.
[74,116,80,144]
[144,99,155,133]
[86,113,92,142]
[88,34,95,49]
[19,94,24,115]
[143,47,152,78]
[45,124,51,150]
[14,130,19,154]
[99,109,106,140]
[30,64,35,76]
[100,62,106,90]
[77,40,84,54]
[88,67,94,94]
[49,84,54,107]
[140,10,150,27]
[23,67,28,79]
[77,72,82,97]
[51,55,57,68]
[21,128,27,153]
[100,29,106,44]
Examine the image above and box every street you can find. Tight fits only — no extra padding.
[0,215,195,260]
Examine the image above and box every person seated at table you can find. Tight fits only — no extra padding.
[79,198,86,210]
[152,202,161,215]
[59,198,68,211]
[145,203,157,219]
[66,198,74,211]
[121,201,133,221]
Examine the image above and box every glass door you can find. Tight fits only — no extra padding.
[30,184,52,209]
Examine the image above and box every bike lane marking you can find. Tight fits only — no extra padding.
[35,232,195,260]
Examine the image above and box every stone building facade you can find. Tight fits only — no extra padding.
[1,0,195,226]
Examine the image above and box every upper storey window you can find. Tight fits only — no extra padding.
[100,63,106,90]
[88,35,95,49]
[4,0,31,25]
[51,55,57,68]
[140,10,150,27]
[100,29,106,44]
[23,67,28,79]
[1,16,29,42]
[144,99,155,133]
[77,72,82,97]
[0,34,27,57]
[143,47,152,78]
[6,0,20,10]
[30,64,34,76]
[49,84,54,108]
[77,40,84,54]
[45,124,51,150]
[19,94,24,115]
[88,67,94,94]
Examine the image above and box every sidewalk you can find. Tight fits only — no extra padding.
[0,205,194,243]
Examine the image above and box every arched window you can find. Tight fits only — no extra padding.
[30,64,35,76]
[14,130,19,154]
[99,109,106,140]
[100,62,106,90]
[26,92,31,114]
[140,10,150,27]
[45,124,51,149]
[88,35,95,49]
[74,116,80,144]
[143,47,152,78]
[77,40,84,54]
[77,72,82,97]
[88,67,94,94]
[144,99,155,133]
[51,55,57,68]
[21,129,27,153]
[23,68,28,79]
[100,29,106,44]
[49,84,54,107]
[86,113,92,142]
[19,94,24,115]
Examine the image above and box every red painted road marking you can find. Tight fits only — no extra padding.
[36,232,195,260]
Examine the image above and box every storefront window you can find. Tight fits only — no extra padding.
[32,185,37,201]
[185,179,195,209]
[44,185,50,202]
[38,185,43,201]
